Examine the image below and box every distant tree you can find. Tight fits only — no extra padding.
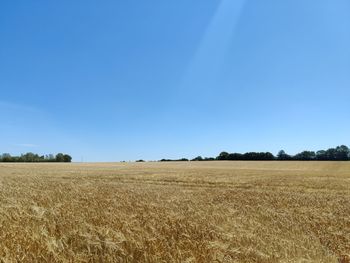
[159,158,188,162]
[277,150,292,160]
[21,152,40,162]
[0,152,72,162]
[63,154,72,162]
[316,150,327,160]
[335,145,350,161]
[1,153,12,162]
[227,153,243,160]
[263,152,275,160]
[217,152,229,160]
[44,154,55,162]
[325,148,337,160]
[241,152,274,161]
[191,156,203,161]
[55,153,65,162]
[293,151,316,161]
[136,159,145,162]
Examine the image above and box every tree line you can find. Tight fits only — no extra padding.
[0,153,72,162]
[159,145,350,162]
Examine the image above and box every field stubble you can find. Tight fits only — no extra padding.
[0,161,349,262]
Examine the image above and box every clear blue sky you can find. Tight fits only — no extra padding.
[1,0,349,162]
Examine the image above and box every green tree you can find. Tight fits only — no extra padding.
[277,150,292,160]
[1,153,12,162]
[335,145,350,160]
[316,150,327,160]
[294,151,316,161]
[217,152,229,160]
[55,153,65,162]
[63,154,72,162]
[191,156,203,161]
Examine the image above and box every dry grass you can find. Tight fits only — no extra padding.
[0,161,349,262]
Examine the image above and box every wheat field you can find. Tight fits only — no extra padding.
[0,161,349,262]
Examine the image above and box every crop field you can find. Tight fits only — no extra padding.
[0,161,349,263]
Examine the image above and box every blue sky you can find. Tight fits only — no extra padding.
[1,0,349,162]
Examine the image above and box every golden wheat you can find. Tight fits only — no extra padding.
[0,161,349,262]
